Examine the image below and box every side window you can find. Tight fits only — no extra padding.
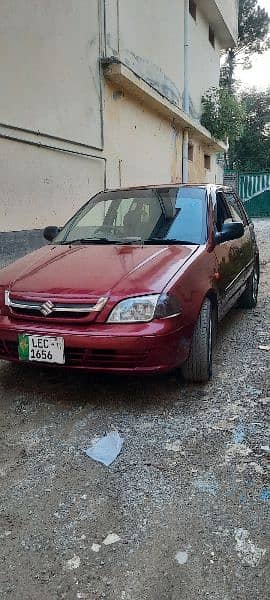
[235,194,250,225]
[216,193,232,232]
[225,192,248,226]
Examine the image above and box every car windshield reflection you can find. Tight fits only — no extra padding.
[55,186,207,246]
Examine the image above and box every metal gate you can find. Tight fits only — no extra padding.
[238,172,270,218]
[224,171,270,217]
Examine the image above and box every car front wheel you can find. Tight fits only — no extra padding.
[181,298,215,384]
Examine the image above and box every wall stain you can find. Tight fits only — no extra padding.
[119,49,181,106]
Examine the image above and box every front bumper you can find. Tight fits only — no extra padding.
[0,316,192,374]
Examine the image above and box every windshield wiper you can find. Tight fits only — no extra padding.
[59,236,143,246]
[114,237,143,245]
[144,238,197,245]
[59,236,197,246]
[60,237,115,245]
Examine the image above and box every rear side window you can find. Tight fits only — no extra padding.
[225,192,248,226]
[235,194,250,225]
[215,193,232,232]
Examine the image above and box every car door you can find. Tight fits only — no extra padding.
[214,192,245,316]
[224,191,254,285]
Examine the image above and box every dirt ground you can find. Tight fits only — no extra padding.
[0,219,269,600]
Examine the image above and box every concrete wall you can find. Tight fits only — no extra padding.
[105,0,223,114]
[104,82,183,189]
[117,0,184,106]
[0,138,105,232]
[188,138,223,184]
[215,0,238,43]
[0,0,105,245]
[0,0,230,251]
[103,0,224,188]
[0,230,46,269]
[189,6,221,119]
[0,0,102,147]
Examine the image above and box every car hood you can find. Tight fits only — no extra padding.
[0,243,198,299]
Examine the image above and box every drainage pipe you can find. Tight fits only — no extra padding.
[183,0,190,115]
[182,0,190,183]
[182,129,189,184]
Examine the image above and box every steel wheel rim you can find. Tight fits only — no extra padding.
[208,315,213,375]
[252,268,258,303]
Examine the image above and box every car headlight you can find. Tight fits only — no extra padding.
[107,294,181,323]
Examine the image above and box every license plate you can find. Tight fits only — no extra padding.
[18,334,65,364]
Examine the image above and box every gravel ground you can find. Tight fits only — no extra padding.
[0,219,269,600]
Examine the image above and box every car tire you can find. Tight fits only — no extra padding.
[181,298,215,384]
[238,260,259,309]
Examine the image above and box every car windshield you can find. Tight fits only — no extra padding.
[55,186,207,245]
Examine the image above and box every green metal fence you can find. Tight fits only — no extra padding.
[244,189,270,218]
[239,172,270,218]
[225,171,270,218]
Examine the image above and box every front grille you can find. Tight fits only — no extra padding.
[6,294,108,322]
[0,340,149,369]
[65,348,149,368]
[11,307,88,320]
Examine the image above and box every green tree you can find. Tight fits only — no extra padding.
[201,87,245,159]
[221,0,270,91]
[231,88,270,172]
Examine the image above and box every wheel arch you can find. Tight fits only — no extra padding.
[188,288,219,332]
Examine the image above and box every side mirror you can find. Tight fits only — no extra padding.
[43,226,61,242]
[215,222,244,245]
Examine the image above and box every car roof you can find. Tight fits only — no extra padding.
[103,183,234,193]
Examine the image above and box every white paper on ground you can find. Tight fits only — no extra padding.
[85,431,123,466]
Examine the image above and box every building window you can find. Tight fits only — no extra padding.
[209,25,215,48]
[204,154,211,170]
[188,143,194,162]
[189,0,197,21]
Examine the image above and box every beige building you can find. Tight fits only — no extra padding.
[0,0,238,239]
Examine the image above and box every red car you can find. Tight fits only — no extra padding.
[0,184,259,382]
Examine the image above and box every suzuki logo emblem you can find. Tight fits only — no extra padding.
[40,300,55,316]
